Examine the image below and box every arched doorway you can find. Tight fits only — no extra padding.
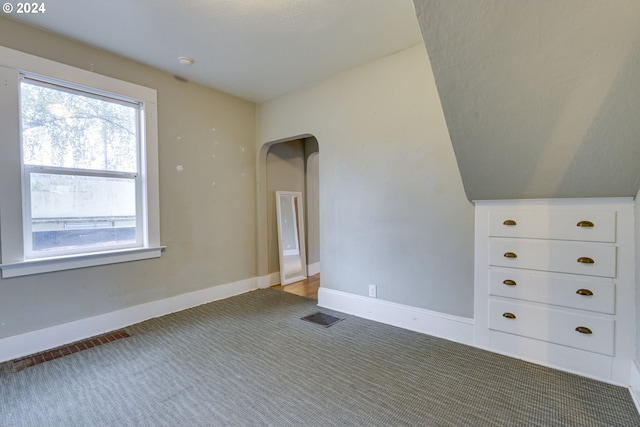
[256,135,319,295]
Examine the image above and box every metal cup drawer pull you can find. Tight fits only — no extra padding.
[576,288,594,296]
[577,257,594,264]
[502,312,516,319]
[503,252,517,258]
[503,279,517,286]
[576,220,595,228]
[575,326,593,335]
[503,219,517,226]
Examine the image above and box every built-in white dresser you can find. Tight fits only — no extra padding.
[474,198,635,385]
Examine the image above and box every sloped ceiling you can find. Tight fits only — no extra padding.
[414,0,640,200]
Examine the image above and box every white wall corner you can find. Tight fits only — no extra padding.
[307,262,320,276]
[630,361,640,415]
[318,288,474,346]
[0,276,259,363]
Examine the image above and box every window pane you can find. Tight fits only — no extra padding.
[21,81,138,172]
[30,173,137,253]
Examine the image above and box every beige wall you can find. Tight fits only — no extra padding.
[257,45,474,317]
[304,138,320,266]
[0,17,257,338]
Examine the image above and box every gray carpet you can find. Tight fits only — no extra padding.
[1,289,639,426]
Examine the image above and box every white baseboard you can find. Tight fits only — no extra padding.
[257,272,282,288]
[318,288,474,346]
[307,262,320,276]
[473,339,626,387]
[630,362,640,415]
[0,277,258,363]
[257,273,273,289]
[269,272,281,286]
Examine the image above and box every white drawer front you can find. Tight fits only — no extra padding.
[489,238,616,278]
[488,299,614,356]
[488,210,616,242]
[489,270,615,314]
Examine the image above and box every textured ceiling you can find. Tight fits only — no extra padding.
[6,0,423,102]
[415,0,640,200]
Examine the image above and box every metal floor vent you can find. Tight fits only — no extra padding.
[12,329,130,372]
[301,312,344,328]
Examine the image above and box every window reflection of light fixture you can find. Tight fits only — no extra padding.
[178,56,194,66]
[47,103,72,118]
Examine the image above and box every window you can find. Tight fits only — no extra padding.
[21,77,142,257]
[0,46,162,278]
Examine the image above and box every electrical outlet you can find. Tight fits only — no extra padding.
[368,284,377,298]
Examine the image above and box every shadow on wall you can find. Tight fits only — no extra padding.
[417,0,640,200]
[551,23,640,198]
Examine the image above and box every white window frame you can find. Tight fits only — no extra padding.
[21,75,145,259]
[0,46,163,278]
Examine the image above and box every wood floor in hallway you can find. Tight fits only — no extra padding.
[272,273,320,299]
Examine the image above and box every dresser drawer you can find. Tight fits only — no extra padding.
[489,238,616,278]
[489,270,615,314]
[488,210,616,242]
[488,299,614,355]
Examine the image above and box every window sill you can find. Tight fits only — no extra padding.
[0,246,165,278]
